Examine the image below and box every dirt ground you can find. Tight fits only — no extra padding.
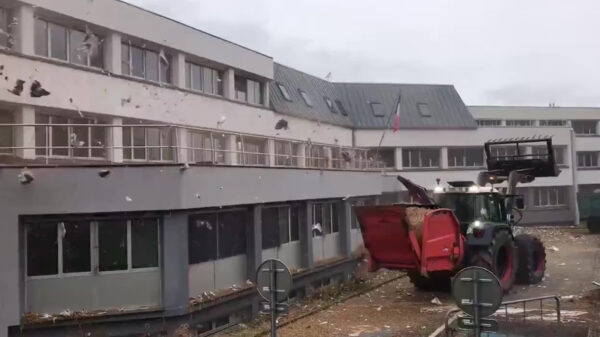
[221,226,600,337]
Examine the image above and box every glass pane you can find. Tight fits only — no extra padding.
[35,114,49,156]
[145,50,159,81]
[69,29,87,66]
[548,188,558,205]
[71,118,89,158]
[27,222,58,276]
[215,71,223,96]
[160,54,170,83]
[235,77,247,101]
[49,23,67,61]
[203,67,214,94]
[161,128,174,161]
[192,64,202,91]
[133,127,146,159]
[279,207,290,244]
[188,213,217,263]
[131,218,159,268]
[51,116,69,156]
[322,204,332,234]
[62,221,91,273]
[146,127,160,160]
[331,203,339,233]
[122,126,132,159]
[91,122,106,158]
[0,112,13,153]
[131,46,144,78]
[185,62,191,88]
[0,9,8,47]
[290,205,299,242]
[90,39,103,68]
[218,211,247,258]
[121,43,130,75]
[34,18,48,57]
[214,136,225,164]
[262,207,280,249]
[98,220,128,271]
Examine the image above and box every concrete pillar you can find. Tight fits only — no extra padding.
[266,139,275,166]
[297,144,306,168]
[224,134,237,165]
[395,147,403,170]
[162,213,189,316]
[247,206,262,281]
[103,32,122,74]
[14,106,35,159]
[596,121,600,135]
[14,4,34,55]
[172,52,186,88]
[338,200,352,259]
[177,127,189,163]
[299,201,314,270]
[262,81,270,106]
[108,117,123,163]
[223,68,236,100]
[440,147,448,169]
[324,147,333,169]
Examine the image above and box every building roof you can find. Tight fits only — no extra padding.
[270,63,477,130]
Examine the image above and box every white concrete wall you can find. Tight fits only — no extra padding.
[20,0,273,78]
[0,54,351,146]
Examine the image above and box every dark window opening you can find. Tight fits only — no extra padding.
[188,213,217,264]
[27,222,58,276]
[218,211,247,258]
[262,207,280,249]
[98,220,128,271]
[335,100,348,116]
[62,221,91,273]
[131,218,159,268]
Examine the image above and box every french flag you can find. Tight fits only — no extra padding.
[393,97,401,132]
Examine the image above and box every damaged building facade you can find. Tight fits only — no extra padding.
[0,0,596,336]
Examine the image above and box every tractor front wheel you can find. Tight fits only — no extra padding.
[515,234,546,284]
[469,230,518,292]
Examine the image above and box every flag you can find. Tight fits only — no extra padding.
[393,97,401,132]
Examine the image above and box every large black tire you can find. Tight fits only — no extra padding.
[515,234,546,284]
[588,216,600,234]
[407,271,451,291]
[468,230,518,292]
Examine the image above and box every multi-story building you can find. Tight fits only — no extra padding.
[0,1,595,336]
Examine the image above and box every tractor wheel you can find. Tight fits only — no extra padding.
[407,271,451,291]
[515,234,546,284]
[588,216,600,234]
[469,230,518,292]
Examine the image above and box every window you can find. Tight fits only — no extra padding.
[274,140,297,167]
[369,101,385,117]
[532,187,567,207]
[185,62,223,96]
[121,43,171,83]
[0,8,11,48]
[306,145,326,168]
[188,131,225,164]
[35,18,103,68]
[506,120,534,127]
[448,148,484,167]
[488,145,518,160]
[0,112,13,154]
[188,210,248,264]
[299,90,313,107]
[572,120,597,135]
[262,205,300,249]
[335,100,348,116]
[351,199,372,229]
[577,152,598,168]
[366,148,395,168]
[35,114,106,158]
[532,146,565,165]
[277,83,292,101]
[235,76,262,105]
[324,97,336,113]
[539,120,567,127]
[476,119,502,127]
[122,122,175,161]
[26,218,158,277]
[417,103,431,117]
[402,148,440,168]
[237,136,267,166]
[312,202,339,237]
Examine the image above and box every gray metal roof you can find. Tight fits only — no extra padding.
[269,63,354,127]
[270,63,477,130]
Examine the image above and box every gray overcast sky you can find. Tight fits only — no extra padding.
[125,0,600,107]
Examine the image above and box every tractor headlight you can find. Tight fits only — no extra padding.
[467,220,485,238]
[468,185,480,193]
[434,186,444,193]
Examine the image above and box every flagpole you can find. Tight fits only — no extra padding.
[374,95,401,167]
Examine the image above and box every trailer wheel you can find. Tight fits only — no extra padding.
[407,271,451,291]
[469,229,518,291]
[588,216,600,234]
[515,234,546,284]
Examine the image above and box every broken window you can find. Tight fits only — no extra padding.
[188,213,218,264]
[369,102,385,117]
[145,50,159,82]
[532,187,567,207]
[62,221,91,273]
[27,222,58,276]
[69,29,89,66]
[402,148,440,168]
[131,218,159,269]
[299,90,313,107]
[0,112,13,154]
[0,8,10,48]
[34,19,103,67]
[218,210,247,258]
[476,119,502,127]
[312,202,339,236]
[448,147,484,167]
[577,151,598,168]
[98,220,128,271]
[506,120,534,127]
[122,43,171,83]
[572,120,597,135]
[366,148,395,168]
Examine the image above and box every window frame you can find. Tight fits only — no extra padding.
[571,120,598,135]
[402,148,440,168]
[417,103,431,117]
[121,42,171,84]
[539,120,567,127]
[476,119,502,127]
[447,147,485,168]
[185,61,223,96]
[324,97,337,113]
[122,123,176,162]
[312,202,339,237]
[261,205,299,249]
[505,120,534,127]
[532,187,567,208]
[277,83,292,101]
[0,111,13,154]
[35,114,106,159]
[577,151,599,168]
[369,101,385,117]
[298,89,313,107]
[335,100,348,116]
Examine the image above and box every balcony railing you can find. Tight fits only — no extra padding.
[0,123,394,171]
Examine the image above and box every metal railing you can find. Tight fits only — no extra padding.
[0,123,394,170]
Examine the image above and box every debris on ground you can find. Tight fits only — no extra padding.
[549,245,560,252]
[430,297,442,305]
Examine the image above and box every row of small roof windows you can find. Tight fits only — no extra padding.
[276,82,349,116]
[368,101,431,118]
